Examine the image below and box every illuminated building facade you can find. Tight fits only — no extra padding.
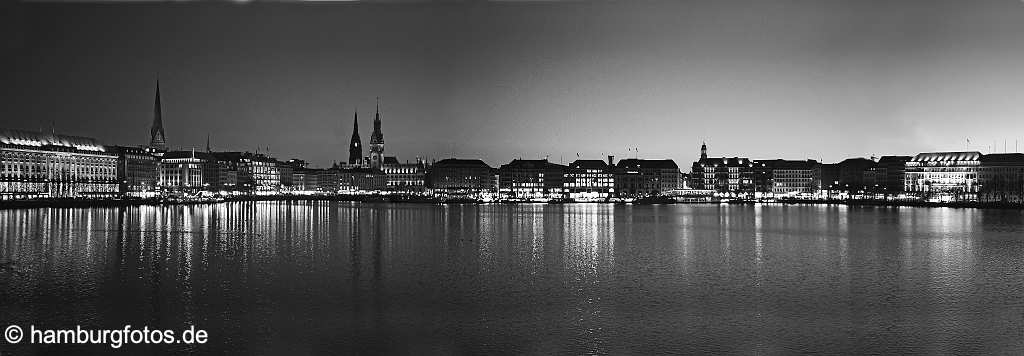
[110,145,158,197]
[158,150,217,193]
[692,159,754,195]
[614,158,681,198]
[0,129,119,200]
[318,167,387,193]
[753,159,820,197]
[498,159,566,199]
[564,158,614,200]
[427,158,495,193]
[904,151,981,201]
[383,156,426,191]
[689,143,753,195]
[212,152,282,193]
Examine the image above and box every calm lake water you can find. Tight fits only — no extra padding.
[1,202,1023,354]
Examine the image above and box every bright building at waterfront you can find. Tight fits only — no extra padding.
[0,129,119,200]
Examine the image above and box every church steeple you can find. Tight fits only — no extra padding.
[348,110,363,165]
[370,97,383,144]
[149,80,167,151]
[369,97,385,169]
[700,141,708,160]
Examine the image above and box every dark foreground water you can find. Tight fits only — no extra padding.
[1,202,1023,354]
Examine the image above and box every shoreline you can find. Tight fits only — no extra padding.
[2,196,1024,210]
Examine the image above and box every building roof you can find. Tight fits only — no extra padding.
[877,156,912,165]
[432,158,493,169]
[980,153,1024,164]
[499,159,566,170]
[383,156,400,165]
[753,159,819,170]
[838,157,875,165]
[910,151,982,162]
[696,157,751,167]
[617,158,679,170]
[0,128,106,152]
[569,159,609,170]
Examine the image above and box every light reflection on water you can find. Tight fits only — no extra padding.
[0,202,1022,354]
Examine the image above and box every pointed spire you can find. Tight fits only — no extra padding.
[370,97,383,144]
[369,97,384,169]
[149,79,167,151]
[348,108,363,165]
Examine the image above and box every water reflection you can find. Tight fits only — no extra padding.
[0,202,1022,354]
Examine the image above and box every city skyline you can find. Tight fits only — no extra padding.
[4,0,1024,167]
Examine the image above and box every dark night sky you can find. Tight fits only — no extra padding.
[3,0,1024,167]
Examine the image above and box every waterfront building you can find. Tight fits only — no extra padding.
[427,158,496,193]
[368,99,385,170]
[278,161,294,191]
[978,153,1024,203]
[702,157,753,196]
[217,165,239,192]
[383,156,426,192]
[110,145,158,198]
[316,169,341,193]
[564,157,615,200]
[0,129,119,200]
[690,143,754,196]
[614,158,681,198]
[904,151,981,201]
[836,158,876,193]
[689,143,753,196]
[498,159,566,199]
[242,153,281,193]
[158,150,217,194]
[211,152,282,194]
[863,156,912,195]
[290,167,321,193]
[317,167,386,193]
[281,159,311,193]
[149,81,168,152]
[752,159,820,198]
[820,163,841,196]
[342,167,387,192]
[348,111,363,165]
